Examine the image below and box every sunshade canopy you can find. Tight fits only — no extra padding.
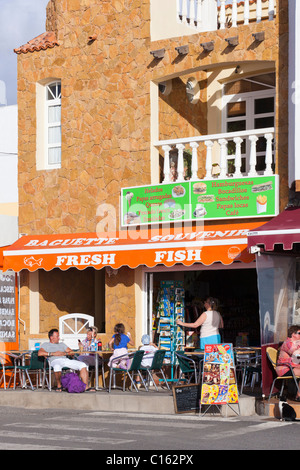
[3,222,262,273]
[247,206,300,252]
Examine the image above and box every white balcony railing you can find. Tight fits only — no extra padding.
[154,128,275,183]
[177,0,276,32]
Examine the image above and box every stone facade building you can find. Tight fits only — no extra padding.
[8,0,291,352]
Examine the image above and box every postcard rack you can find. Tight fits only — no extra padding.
[156,280,185,380]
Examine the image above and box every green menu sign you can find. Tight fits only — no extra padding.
[121,175,279,227]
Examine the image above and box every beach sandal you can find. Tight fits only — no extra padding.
[85,387,96,392]
[56,387,63,392]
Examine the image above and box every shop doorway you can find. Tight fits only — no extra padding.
[146,265,260,348]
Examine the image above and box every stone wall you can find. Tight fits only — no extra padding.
[16,0,288,345]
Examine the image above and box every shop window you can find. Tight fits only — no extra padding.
[36,79,61,170]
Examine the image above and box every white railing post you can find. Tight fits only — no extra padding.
[219,0,226,29]
[155,127,275,184]
[204,140,213,180]
[233,137,243,177]
[244,0,250,25]
[256,0,262,23]
[195,0,202,30]
[218,138,228,178]
[176,143,185,182]
[232,0,238,28]
[248,135,258,176]
[182,0,188,24]
[264,133,274,176]
[269,0,275,21]
[190,141,199,180]
[162,145,172,183]
[177,0,183,21]
[186,0,191,23]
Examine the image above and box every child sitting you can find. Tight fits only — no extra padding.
[108,323,134,369]
[136,334,159,387]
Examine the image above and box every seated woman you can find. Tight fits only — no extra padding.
[77,327,99,367]
[276,324,300,401]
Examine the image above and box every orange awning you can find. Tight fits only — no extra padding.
[3,222,263,273]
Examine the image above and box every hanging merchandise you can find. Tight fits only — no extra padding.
[156,281,185,370]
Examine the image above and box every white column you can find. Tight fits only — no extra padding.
[232,0,238,28]
[264,133,274,176]
[189,0,196,25]
[219,0,226,29]
[233,137,243,177]
[248,135,258,176]
[176,144,185,182]
[177,0,183,20]
[190,141,199,181]
[182,0,188,23]
[201,0,218,32]
[244,0,250,25]
[204,140,213,180]
[218,138,228,178]
[29,271,40,335]
[195,0,202,29]
[256,0,262,23]
[269,0,275,21]
[162,145,172,183]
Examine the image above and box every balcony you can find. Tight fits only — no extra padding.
[154,127,275,184]
[177,0,276,33]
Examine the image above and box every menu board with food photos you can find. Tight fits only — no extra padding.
[121,175,278,226]
[200,343,239,407]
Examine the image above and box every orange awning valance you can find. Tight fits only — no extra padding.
[3,222,263,273]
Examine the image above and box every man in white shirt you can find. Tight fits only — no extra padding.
[38,328,89,391]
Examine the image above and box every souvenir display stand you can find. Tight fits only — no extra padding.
[156,281,185,382]
[200,343,240,416]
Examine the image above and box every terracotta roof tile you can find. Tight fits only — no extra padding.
[14,31,59,55]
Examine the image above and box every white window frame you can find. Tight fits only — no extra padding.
[36,79,61,170]
[222,87,275,175]
[46,81,61,168]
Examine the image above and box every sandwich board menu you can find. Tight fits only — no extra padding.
[200,343,239,415]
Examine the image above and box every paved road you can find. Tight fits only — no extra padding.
[0,407,297,452]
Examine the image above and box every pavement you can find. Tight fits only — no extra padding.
[0,386,259,417]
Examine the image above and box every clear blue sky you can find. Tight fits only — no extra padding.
[0,0,49,105]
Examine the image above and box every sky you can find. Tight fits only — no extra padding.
[0,0,49,105]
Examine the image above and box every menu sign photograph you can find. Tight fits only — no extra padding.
[200,343,238,406]
[121,175,278,227]
[0,271,16,342]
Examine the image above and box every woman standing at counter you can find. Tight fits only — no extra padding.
[177,297,224,349]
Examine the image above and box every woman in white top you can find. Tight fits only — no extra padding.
[177,297,224,350]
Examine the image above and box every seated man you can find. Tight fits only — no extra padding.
[38,328,91,392]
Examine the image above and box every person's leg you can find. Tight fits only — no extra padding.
[54,371,62,389]
[51,359,63,391]
[63,358,93,391]
[79,366,88,386]
[292,367,300,398]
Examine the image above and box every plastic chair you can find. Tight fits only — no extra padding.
[140,349,170,391]
[45,358,72,391]
[266,347,300,402]
[12,351,49,390]
[240,355,262,394]
[108,350,147,392]
[175,351,198,384]
[0,353,15,390]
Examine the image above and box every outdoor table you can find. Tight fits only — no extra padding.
[184,350,205,375]
[0,350,32,389]
[76,350,113,390]
[233,347,261,393]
